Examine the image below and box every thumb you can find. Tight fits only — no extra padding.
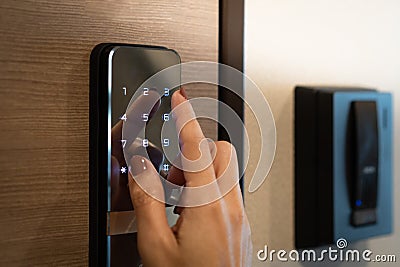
[128,156,176,251]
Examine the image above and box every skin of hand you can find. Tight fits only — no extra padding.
[128,88,253,267]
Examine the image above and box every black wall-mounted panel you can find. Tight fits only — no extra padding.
[295,86,393,249]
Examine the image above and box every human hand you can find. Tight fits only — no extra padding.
[127,88,252,267]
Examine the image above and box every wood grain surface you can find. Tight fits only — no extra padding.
[0,0,218,265]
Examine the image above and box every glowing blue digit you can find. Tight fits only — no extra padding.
[164,88,170,96]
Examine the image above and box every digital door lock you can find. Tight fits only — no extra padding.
[89,43,181,267]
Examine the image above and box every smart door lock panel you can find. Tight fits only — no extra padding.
[90,43,181,267]
[348,101,378,226]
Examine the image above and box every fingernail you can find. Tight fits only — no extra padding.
[130,156,147,176]
[180,87,188,99]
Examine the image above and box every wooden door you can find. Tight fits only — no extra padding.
[0,1,218,265]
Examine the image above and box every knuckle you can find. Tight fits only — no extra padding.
[216,141,237,156]
[129,184,153,207]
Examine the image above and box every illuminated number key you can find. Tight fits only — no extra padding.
[121,140,126,148]
[163,138,170,147]
[163,113,169,121]
[164,88,170,96]
[142,139,149,147]
[142,113,149,122]
[122,86,127,95]
[143,88,149,96]
[120,114,127,121]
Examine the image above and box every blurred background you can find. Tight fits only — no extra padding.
[244,1,399,266]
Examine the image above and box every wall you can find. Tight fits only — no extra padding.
[0,0,217,265]
[244,0,400,266]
